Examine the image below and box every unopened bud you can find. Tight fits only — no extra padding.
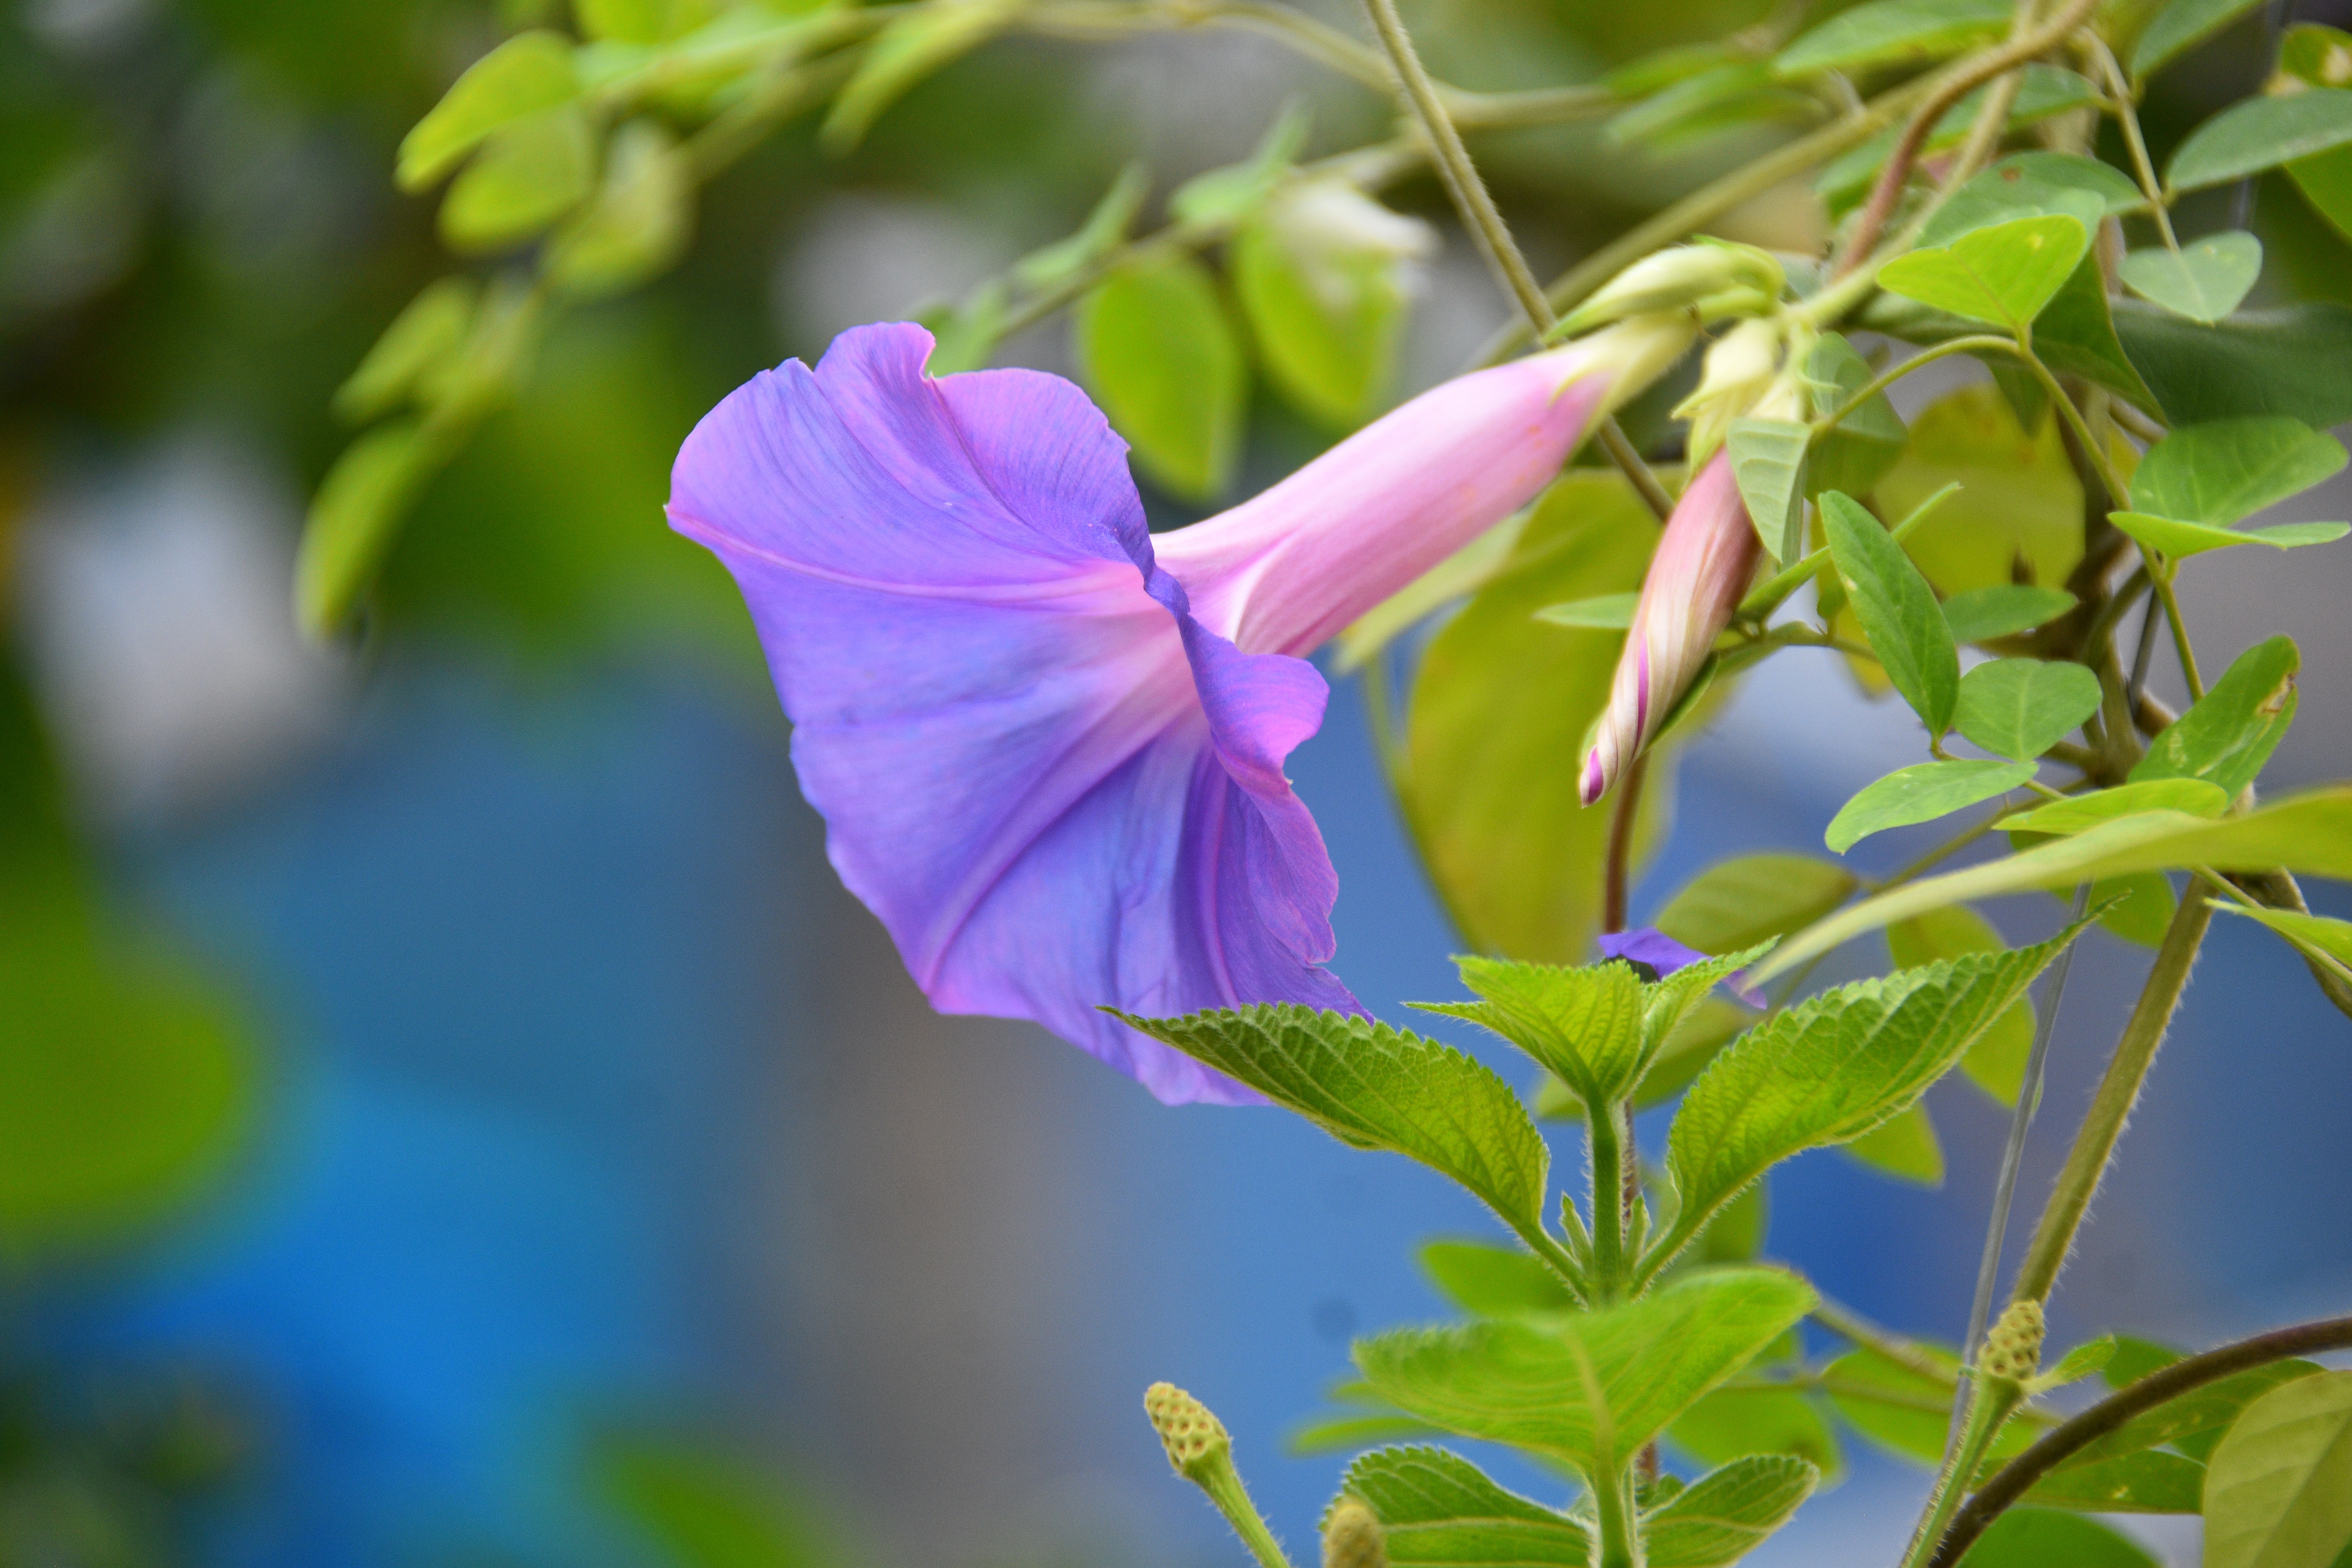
[1674,318,1785,468]
[1981,1299,2046,1383]
[1145,1382,1232,1479]
[1564,242,1784,333]
[1322,1495,1388,1568]
[1270,179,1436,310]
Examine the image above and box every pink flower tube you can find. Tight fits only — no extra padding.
[1579,449,1761,806]
[668,316,1690,1103]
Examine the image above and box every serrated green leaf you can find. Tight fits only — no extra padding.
[1355,1269,1816,1478]
[2120,232,2262,323]
[820,0,1019,152]
[1074,252,1244,501]
[1669,1382,1843,1481]
[1953,1508,2157,1566]
[1773,0,2007,78]
[1888,904,2033,1103]
[1818,67,2099,211]
[2131,634,2300,797]
[1955,658,2102,760]
[1656,854,1858,956]
[438,102,596,253]
[1879,216,2091,333]
[1114,1005,1550,1231]
[2132,0,2265,76]
[1417,958,1646,1104]
[1539,996,1760,1118]
[1727,417,1809,563]
[1822,489,1960,735]
[2114,300,2352,426]
[334,278,477,425]
[1918,155,2140,248]
[1755,786,2352,979]
[546,118,691,299]
[297,420,447,639]
[1826,761,2036,854]
[2111,511,2349,558]
[1842,1100,1943,1183]
[1421,1239,1577,1317]
[397,31,581,192]
[1942,585,2078,643]
[2020,1448,2206,1512]
[2004,780,2230,834]
[2132,417,2348,526]
[1536,592,1641,629]
[1342,1446,1590,1566]
[2172,89,2352,192]
[1644,1454,1820,1568]
[1804,334,1907,504]
[1656,929,2077,1264]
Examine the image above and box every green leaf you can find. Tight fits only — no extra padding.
[1669,1383,1843,1481]
[2114,300,2352,426]
[2279,27,2352,241]
[2025,251,2166,414]
[546,118,691,299]
[1876,386,2085,597]
[914,279,1009,376]
[1954,1509,2156,1567]
[1234,182,1425,428]
[1013,163,1147,290]
[1842,1101,1944,1184]
[437,102,596,254]
[1604,40,1746,98]
[1354,1268,1816,1478]
[1774,0,2008,79]
[1401,474,1667,962]
[297,420,447,639]
[1918,154,2141,248]
[397,31,581,192]
[1821,490,1960,735]
[1341,1446,1590,1567]
[2059,1363,2323,1490]
[2020,1449,2206,1512]
[2087,871,2178,947]
[1656,854,1858,956]
[2119,232,2262,323]
[1417,958,1645,1105]
[1887,904,2033,1103]
[2038,1336,2119,1391]
[1753,786,2352,980]
[1169,104,1310,227]
[1643,1455,1820,1568]
[592,1428,841,1568]
[574,0,716,45]
[1291,1408,1441,1456]
[334,279,476,425]
[1942,585,2078,643]
[1656,927,2078,1263]
[1113,1005,1551,1232]
[1074,253,1245,501]
[1822,1343,2037,1467]
[1826,761,2037,854]
[2171,89,2352,192]
[1536,592,1641,629]
[1878,216,2091,333]
[1728,417,1809,563]
[2132,0,2265,76]
[1802,334,1908,505]
[1818,67,2100,211]
[1954,658,2102,761]
[1605,63,1818,153]
[2213,903,2352,975]
[1536,997,1759,1118]
[820,0,1020,152]
[1421,1240,1577,1317]
[2132,417,2348,526]
[2105,1336,2187,1388]
[2131,634,2300,797]
[2110,512,2350,558]
[2003,779,2231,834]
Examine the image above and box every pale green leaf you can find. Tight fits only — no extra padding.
[1755,786,2352,980]
[2109,512,2349,559]
[438,102,596,254]
[1841,1100,1943,1184]
[334,278,476,425]
[1876,386,2084,597]
[2132,0,2265,77]
[1605,62,1818,152]
[1114,1005,1550,1231]
[2088,871,2178,947]
[1421,1240,1576,1317]
[2212,902,2352,976]
[1822,489,1960,735]
[1013,162,1148,290]
[1774,0,2007,78]
[1877,215,2091,332]
[1416,958,1646,1105]
[1234,207,1409,429]
[2020,1449,2205,1511]
[2119,232,2262,323]
[2002,780,2230,834]
[820,0,1019,152]
[1355,1269,1817,1477]
[1889,903,2035,1103]
[1804,333,1908,504]
[297,421,447,639]
[397,31,580,192]
[914,279,1009,376]
[1341,1446,1589,1567]
[2131,634,2300,797]
[1657,927,2078,1263]
[2062,1360,2321,1469]
[1535,592,1640,629]
[1955,658,2102,761]
[1074,253,1245,501]
[2278,27,2352,243]
[1643,1455,1820,1568]
[2170,89,2352,192]
[1918,154,2140,248]
[1728,417,1809,563]
[546,118,691,299]
[2036,1336,2119,1391]
[2131,417,2348,526]
[1953,1509,2156,1566]
[1826,760,2036,854]
[1942,585,2078,643]
[1656,854,1858,956]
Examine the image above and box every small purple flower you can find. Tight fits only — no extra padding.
[667,318,1688,1103]
[1597,926,1762,1004]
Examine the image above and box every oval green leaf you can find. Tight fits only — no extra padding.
[1827,760,2036,854]
[2204,1370,2352,1568]
[2002,779,2230,834]
[2168,88,2352,192]
[1942,584,2078,643]
[438,103,597,254]
[1656,854,1859,955]
[1074,253,1245,502]
[2130,416,2348,526]
[1954,657,2102,761]
[2131,0,2265,78]
[397,31,581,192]
[1774,0,2007,79]
[1821,490,1960,736]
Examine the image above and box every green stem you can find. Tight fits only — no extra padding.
[2087,32,2179,250]
[1602,750,1649,936]
[1810,1296,1958,1386]
[1587,1101,1630,1300]
[2011,889,2215,1306]
[1807,335,2018,429]
[2149,568,2205,701]
[1900,1378,2025,1568]
[1592,1463,1640,1568]
[1198,1465,1296,1568]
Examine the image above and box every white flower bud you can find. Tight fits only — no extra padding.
[1564,242,1784,333]
[1267,179,1436,312]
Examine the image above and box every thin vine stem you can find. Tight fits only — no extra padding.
[2087,31,2179,249]
[2150,569,2207,701]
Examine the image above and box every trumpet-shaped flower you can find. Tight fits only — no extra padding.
[1579,448,1762,808]
[668,317,1690,1103]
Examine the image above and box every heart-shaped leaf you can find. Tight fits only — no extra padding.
[2118,232,2262,323]
[1877,215,2091,332]
[2131,417,2348,525]
[1954,658,2103,760]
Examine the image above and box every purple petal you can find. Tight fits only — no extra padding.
[667,323,1362,1104]
[1597,926,1763,1005]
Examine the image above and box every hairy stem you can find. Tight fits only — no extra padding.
[1593,1464,1639,1568]
[1901,1378,2024,1568]
[1811,1295,1958,1386]
[1931,1316,2352,1566]
[2012,889,2214,1306]
[1587,1100,1632,1300]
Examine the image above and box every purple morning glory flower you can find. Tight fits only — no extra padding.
[1598,925,1762,1005]
[666,317,1691,1103]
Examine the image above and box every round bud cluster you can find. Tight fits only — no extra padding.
[1982,1298,2047,1383]
[1144,1381,1230,1476]
[1321,1495,1388,1568]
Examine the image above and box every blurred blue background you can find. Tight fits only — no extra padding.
[6,0,2352,1564]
